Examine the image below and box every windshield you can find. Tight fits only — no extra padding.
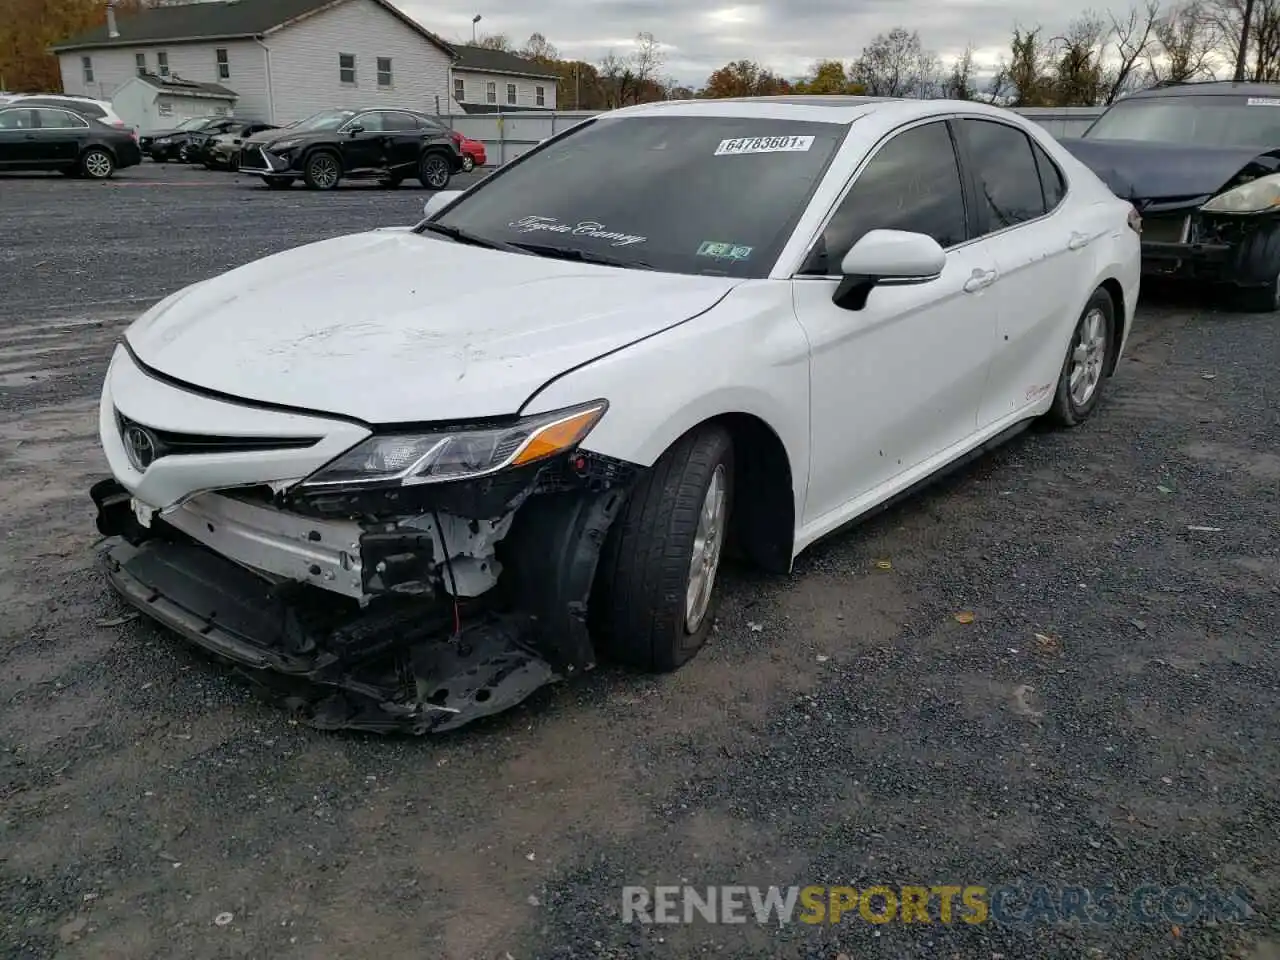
[294,109,357,131]
[425,115,847,278]
[176,117,213,130]
[1084,94,1280,148]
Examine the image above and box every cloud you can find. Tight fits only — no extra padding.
[402,0,1117,84]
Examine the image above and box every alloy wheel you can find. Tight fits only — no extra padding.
[1068,306,1107,407]
[83,151,113,179]
[685,463,728,633]
[309,154,339,189]
[422,155,450,188]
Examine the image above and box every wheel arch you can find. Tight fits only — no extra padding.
[81,141,117,162]
[303,143,343,170]
[1096,276,1125,377]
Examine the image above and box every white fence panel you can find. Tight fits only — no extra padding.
[447,105,1106,167]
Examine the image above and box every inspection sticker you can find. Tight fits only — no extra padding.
[714,135,814,156]
[697,241,753,260]
[1248,97,1280,106]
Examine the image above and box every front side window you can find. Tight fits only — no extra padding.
[156,51,169,76]
[536,85,546,106]
[296,108,357,131]
[136,52,147,76]
[802,120,968,275]
[486,81,496,104]
[454,77,465,101]
[377,57,393,86]
[339,53,356,84]
[216,48,230,80]
[353,112,387,133]
[957,118,1046,232]
[426,115,846,278]
[1083,94,1280,148]
[506,83,517,105]
[82,57,94,83]
[0,109,34,130]
[35,109,87,129]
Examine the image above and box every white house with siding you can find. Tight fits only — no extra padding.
[51,0,456,126]
[449,45,559,113]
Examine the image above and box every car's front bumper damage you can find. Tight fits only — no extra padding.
[1137,202,1280,289]
[89,375,638,733]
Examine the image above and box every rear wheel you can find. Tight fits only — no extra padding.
[1046,287,1115,428]
[591,425,734,672]
[81,148,115,179]
[303,151,341,190]
[418,152,451,189]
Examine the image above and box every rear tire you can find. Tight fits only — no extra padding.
[1046,287,1115,428]
[303,150,341,190]
[591,425,734,672]
[81,148,115,179]
[418,152,451,189]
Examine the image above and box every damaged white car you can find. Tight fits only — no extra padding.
[90,96,1140,733]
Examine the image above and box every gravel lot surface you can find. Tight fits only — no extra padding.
[1,163,1277,960]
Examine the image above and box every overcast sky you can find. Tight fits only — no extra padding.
[400,0,1119,86]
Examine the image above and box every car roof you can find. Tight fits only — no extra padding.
[605,95,1036,125]
[1122,80,1280,100]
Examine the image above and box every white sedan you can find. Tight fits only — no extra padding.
[89,96,1140,733]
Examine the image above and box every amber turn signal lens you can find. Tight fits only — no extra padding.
[511,403,607,465]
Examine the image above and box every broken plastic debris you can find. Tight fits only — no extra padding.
[525,852,536,861]
[747,621,763,632]
[1033,632,1061,653]
[1200,373,1216,380]
[953,611,975,624]
[1186,525,1222,532]
[95,613,138,627]
[816,654,830,663]
[1156,484,1173,494]
[874,560,893,570]
[214,912,233,926]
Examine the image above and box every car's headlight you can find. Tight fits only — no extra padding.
[156,137,171,144]
[1200,172,1280,214]
[270,139,300,151]
[298,401,608,489]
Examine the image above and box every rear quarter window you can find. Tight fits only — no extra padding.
[1032,141,1067,211]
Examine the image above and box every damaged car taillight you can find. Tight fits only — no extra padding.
[298,400,608,489]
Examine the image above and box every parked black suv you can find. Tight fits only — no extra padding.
[238,107,462,190]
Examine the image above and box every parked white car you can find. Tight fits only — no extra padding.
[90,96,1140,734]
[3,94,128,129]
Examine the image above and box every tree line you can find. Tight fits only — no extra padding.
[0,0,1274,107]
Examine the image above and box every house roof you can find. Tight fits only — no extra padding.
[134,73,237,100]
[452,45,560,80]
[51,0,455,57]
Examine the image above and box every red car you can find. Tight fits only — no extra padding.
[457,134,485,172]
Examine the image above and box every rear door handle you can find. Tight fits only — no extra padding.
[963,268,998,293]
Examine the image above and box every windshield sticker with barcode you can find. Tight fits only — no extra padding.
[506,215,647,246]
[1248,97,1280,106]
[697,241,753,261]
[714,135,814,156]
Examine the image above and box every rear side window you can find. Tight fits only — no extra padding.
[804,120,969,273]
[957,119,1047,231]
[35,109,88,128]
[1032,141,1066,211]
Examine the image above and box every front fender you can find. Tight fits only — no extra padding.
[518,280,811,525]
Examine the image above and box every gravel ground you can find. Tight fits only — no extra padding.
[0,163,1277,960]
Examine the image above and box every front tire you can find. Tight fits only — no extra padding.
[81,148,115,179]
[303,150,341,190]
[1046,287,1115,428]
[591,425,734,672]
[461,154,475,173]
[418,152,451,189]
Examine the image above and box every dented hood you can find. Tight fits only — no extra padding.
[125,229,740,424]
[1059,137,1280,203]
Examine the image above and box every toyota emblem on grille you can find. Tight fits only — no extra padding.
[123,424,158,471]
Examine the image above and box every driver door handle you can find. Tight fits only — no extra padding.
[963,267,998,293]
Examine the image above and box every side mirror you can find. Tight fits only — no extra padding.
[347,124,364,136]
[832,229,946,310]
[422,189,463,219]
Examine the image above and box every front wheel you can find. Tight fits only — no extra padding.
[418,152,451,189]
[303,151,341,190]
[591,425,734,672]
[460,154,475,173]
[1045,287,1116,428]
[81,148,115,179]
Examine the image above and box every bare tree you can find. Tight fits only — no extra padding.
[521,32,559,61]
[1207,0,1280,80]
[630,31,665,90]
[1106,1,1161,101]
[474,33,513,51]
[851,27,939,97]
[1148,1,1221,80]
[942,46,978,99]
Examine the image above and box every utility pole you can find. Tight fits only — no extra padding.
[471,14,481,44]
[1234,0,1256,81]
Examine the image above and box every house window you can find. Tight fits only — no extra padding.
[506,83,516,105]
[535,85,545,107]
[377,57,392,86]
[157,100,173,117]
[156,51,169,76]
[135,52,147,76]
[453,77,464,102]
[81,56,94,83]
[485,81,495,104]
[339,53,356,84]
[216,48,230,80]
